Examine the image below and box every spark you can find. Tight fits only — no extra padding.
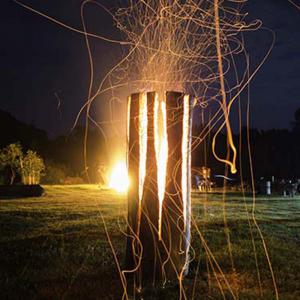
[14,0,283,298]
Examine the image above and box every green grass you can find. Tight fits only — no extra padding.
[0,185,299,299]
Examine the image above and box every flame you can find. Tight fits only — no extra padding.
[182,95,190,229]
[139,93,148,202]
[127,96,131,146]
[109,161,129,193]
[154,93,168,239]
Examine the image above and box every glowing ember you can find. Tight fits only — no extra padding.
[109,161,129,193]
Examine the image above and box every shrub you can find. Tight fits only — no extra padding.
[20,150,45,185]
[42,163,66,184]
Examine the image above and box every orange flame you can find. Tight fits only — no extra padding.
[182,95,190,229]
[139,93,148,202]
[154,93,168,239]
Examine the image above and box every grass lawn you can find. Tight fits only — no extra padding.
[0,185,299,299]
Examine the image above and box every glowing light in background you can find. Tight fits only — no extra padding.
[109,161,129,193]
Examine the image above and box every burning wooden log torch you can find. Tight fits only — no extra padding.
[126,91,193,290]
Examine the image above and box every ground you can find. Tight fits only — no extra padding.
[0,185,299,299]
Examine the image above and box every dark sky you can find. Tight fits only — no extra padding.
[1,0,300,137]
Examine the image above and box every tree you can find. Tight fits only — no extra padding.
[0,143,23,185]
[0,144,45,185]
[20,150,45,185]
[292,107,300,132]
[42,161,66,184]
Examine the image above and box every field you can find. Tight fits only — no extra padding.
[0,185,299,299]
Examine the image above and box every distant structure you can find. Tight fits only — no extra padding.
[193,166,212,192]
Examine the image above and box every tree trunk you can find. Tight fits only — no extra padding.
[10,167,15,185]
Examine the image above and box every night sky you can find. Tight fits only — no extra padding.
[1,0,300,137]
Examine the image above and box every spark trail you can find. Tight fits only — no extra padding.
[14,0,282,299]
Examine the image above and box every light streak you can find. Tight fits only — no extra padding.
[214,174,236,181]
[213,0,237,175]
[14,1,284,298]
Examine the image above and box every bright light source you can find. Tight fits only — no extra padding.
[109,161,129,193]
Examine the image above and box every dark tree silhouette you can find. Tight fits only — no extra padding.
[1,108,300,184]
[292,107,300,132]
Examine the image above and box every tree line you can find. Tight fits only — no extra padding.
[193,108,300,181]
[0,108,300,184]
[0,110,107,184]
